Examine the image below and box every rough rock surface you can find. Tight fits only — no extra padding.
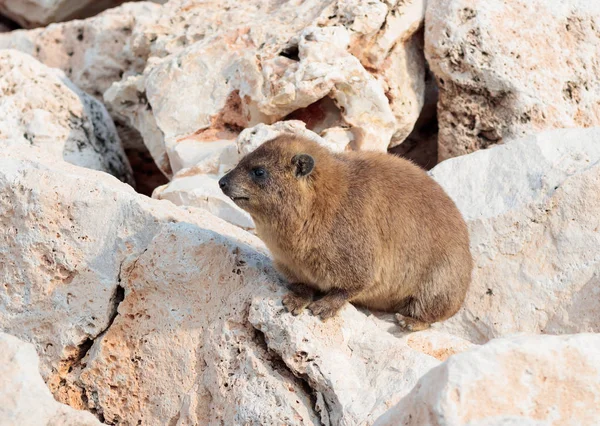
[374,334,600,426]
[152,172,255,230]
[426,0,600,161]
[0,332,101,426]
[250,299,441,425]
[0,49,133,185]
[0,2,162,97]
[0,147,462,425]
[111,0,428,175]
[430,128,600,343]
[0,0,428,177]
[0,0,139,29]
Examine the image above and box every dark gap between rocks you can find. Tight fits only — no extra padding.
[252,327,326,426]
[0,14,20,32]
[389,70,439,170]
[279,44,300,61]
[284,97,344,135]
[115,121,169,196]
[125,147,169,196]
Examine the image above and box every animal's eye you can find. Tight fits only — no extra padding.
[252,167,266,178]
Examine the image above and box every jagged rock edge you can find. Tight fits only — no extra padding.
[56,250,145,422]
[248,320,340,426]
[251,326,328,426]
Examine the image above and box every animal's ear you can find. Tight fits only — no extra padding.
[291,153,314,177]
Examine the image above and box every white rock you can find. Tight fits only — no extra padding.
[0,2,161,97]
[104,0,427,176]
[249,299,442,425]
[0,332,101,426]
[152,172,254,230]
[0,0,428,175]
[237,121,344,157]
[374,333,600,426]
[429,128,600,342]
[425,0,600,160]
[0,0,141,28]
[0,148,460,425]
[0,49,133,185]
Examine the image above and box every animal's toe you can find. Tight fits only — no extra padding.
[395,314,412,331]
[395,314,430,332]
[283,293,309,315]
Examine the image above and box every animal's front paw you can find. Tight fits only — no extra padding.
[308,299,340,321]
[282,293,311,315]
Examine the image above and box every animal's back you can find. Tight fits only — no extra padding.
[332,151,472,312]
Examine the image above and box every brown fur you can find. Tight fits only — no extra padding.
[219,135,472,330]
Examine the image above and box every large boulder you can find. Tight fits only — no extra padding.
[429,128,600,342]
[0,0,141,29]
[426,0,600,160]
[0,0,428,177]
[0,333,101,426]
[374,334,600,426]
[0,49,133,185]
[0,2,161,97]
[0,147,464,425]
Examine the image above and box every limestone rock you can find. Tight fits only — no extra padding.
[152,172,255,230]
[237,121,346,158]
[0,332,101,426]
[0,148,459,425]
[104,0,427,176]
[0,2,162,97]
[373,334,600,426]
[250,300,443,425]
[429,128,600,342]
[426,0,600,160]
[0,49,133,185]
[0,148,317,424]
[0,0,139,29]
[0,0,428,176]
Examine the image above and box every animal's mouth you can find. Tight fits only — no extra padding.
[232,196,249,201]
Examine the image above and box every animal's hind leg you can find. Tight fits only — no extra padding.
[394,297,431,332]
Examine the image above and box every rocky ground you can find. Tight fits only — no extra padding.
[0,1,599,425]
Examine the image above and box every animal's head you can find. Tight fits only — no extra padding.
[218,135,324,220]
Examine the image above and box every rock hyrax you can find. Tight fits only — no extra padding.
[219,134,472,331]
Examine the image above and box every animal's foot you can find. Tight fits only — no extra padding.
[395,314,430,332]
[282,292,311,316]
[308,299,340,321]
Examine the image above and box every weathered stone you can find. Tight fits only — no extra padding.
[0,0,428,176]
[152,172,255,230]
[105,0,427,176]
[0,49,133,185]
[237,121,346,158]
[0,2,161,97]
[429,128,600,342]
[249,299,441,425]
[0,332,101,426]
[426,0,600,160]
[0,0,140,29]
[374,334,600,426]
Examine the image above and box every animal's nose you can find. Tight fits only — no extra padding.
[218,176,229,191]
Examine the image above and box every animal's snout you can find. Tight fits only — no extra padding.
[218,175,230,193]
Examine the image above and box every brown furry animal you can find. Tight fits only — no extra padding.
[219,135,472,331]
